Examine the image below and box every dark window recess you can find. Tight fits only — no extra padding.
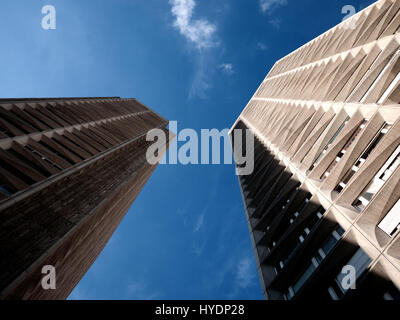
[274,175,294,201]
[0,124,13,137]
[24,145,63,172]
[278,207,325,272]
[282,186,300,211]
[38,141,75,165]
[0,158,36,186]
[298,193,312,213]
[383,282,400,300]
[8,149,51,178]
[10,110,41,131]
[1,116,31,134]
[0,184,13,196]
[284,225,345,300]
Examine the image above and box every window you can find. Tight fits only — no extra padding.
[38,141,74,165]
[353,144,400,211]
[281,186,300,212]
[327,248,372,300]
[320,226,344,254]
[284,225,345,300]
[321,120,367,181]
[0,185,13,196]
[275,260,285,274]
[0,124,13,138]
[291,259,319,294]
[271,192,313,246]
[334,123,392,193]
[310,116,350,171]
[289,193,312,224]
[280,208,325,270]
[24,145,63,171]
[378,198,400,237]
[383,282,400,300]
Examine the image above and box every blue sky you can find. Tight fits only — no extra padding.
[0,0,376,300]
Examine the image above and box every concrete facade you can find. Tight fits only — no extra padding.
[0,97,171,299]
[231,0,400,300]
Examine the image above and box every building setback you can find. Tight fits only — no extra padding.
[0,97,172,299]
[230,0,400,300]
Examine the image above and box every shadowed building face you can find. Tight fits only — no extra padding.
[231,0,400,300]
[0,97,172,300]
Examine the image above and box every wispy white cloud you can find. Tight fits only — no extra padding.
[256,42,268,51]
[228,256,256,298]
[259,0,288,13]
[194,213,205,233]
[169,0,217,49]
[259,0,288,28]
[219,63,234,75]
[235,257,255,289]
[195,203,261,299]
[169,0,222,99]
[189,55,213,99]
[192,241,206,257]
[269,17,282,29]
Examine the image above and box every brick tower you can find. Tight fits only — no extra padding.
[0,97,171,299]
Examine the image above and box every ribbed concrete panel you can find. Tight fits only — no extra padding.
[231,0,400,300]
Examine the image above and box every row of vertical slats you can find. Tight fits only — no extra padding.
[268,0,400,77]
[0,100,164,200]
[0,99,149,138]
[256,38,400,104]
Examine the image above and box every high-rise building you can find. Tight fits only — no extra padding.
[231,0,400,300]
[0,97,171,299]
